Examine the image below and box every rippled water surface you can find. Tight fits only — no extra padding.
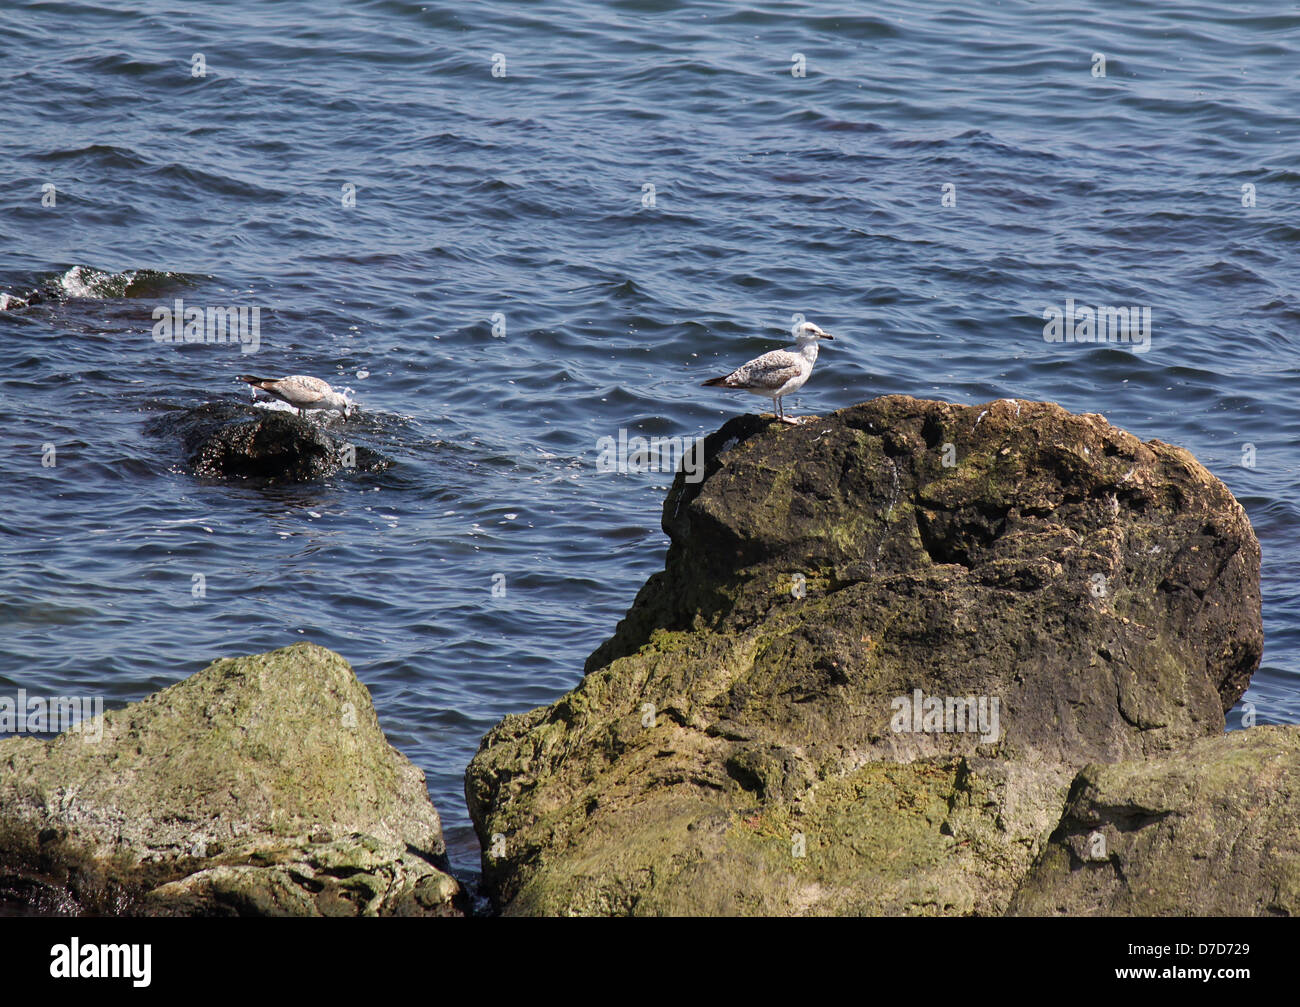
[2,0,1298,882]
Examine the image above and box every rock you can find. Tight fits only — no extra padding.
[0,643,462,916]
[465,396,1262,915]
[1008,725,1300,916]
[150,402,389,481]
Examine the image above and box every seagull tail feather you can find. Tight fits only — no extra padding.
[237,375,273,387]
[700,376,729,387]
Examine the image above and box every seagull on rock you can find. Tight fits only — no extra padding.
[701,320,834,423]
[238,374,352,417]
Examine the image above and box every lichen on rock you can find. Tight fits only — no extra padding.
[466,395,1263,916]
[0,642,461,916]
[1008,725,1300,917]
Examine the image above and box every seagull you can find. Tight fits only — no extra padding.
[237,374,352,417]
[701,321,834,423]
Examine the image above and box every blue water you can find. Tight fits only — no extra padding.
[2,0,1298,884]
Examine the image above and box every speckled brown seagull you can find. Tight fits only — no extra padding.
[701,320,834,423]
[237,374,352,417]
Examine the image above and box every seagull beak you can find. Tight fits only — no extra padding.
[822,332,835,340]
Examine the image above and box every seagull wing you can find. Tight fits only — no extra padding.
[275,375,331,405]
[722,349,803,390]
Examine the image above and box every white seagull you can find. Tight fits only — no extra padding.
[701,321,834,423]
[238,374,352,417]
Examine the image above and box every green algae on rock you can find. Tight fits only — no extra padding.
[0,642,461,916]
[465,396,1262,916]
[1008,724,1300,917]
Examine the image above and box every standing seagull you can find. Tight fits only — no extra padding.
[237,374,352,417]
[701,321,834,423]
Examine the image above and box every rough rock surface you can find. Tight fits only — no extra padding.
[0,643,461,916]
[465,396,1262,915]
[1008,724,1300,917]
[151,402,388,481]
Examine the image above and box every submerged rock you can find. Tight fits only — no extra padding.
[1008,725,1300,916]
[0,643,462,916]
[466,396,1262,915]
[153,401,388,481]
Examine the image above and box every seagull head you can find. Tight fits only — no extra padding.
[322,390,352,417]
[794,321,834,343]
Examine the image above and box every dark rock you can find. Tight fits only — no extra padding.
[0,643,462,916]
[153,401,389,481]
[465,396,1262,915]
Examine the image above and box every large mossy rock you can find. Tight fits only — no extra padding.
[465,396,1262,915]
[0,643,461,916]
[1008,725,1300,917]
